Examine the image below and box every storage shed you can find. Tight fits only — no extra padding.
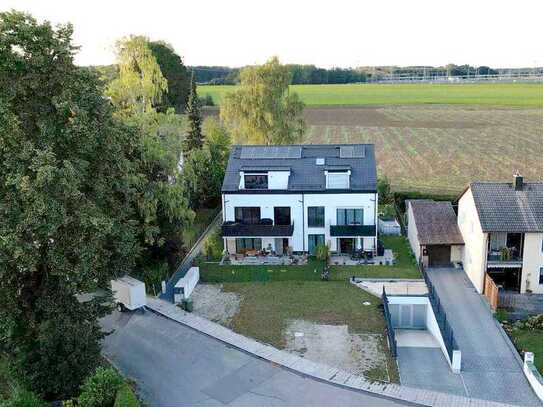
[407,200,464,267]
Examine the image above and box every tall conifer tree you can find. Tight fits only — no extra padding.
[183,72,203,152]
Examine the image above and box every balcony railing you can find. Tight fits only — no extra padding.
[222,221,294,237]
[330,224,376,237]
[487,248,523,268]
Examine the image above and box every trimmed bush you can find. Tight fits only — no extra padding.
[77,367,124,407]
[113,384,140,407]
[2,388,47,407]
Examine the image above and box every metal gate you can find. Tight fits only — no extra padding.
[389,303,427,329]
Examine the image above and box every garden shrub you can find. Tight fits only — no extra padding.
[77,367,124,407]
[515,314,543,331]
[1,388,47,407]
[113,384,139,407]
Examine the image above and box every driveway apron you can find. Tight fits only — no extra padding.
[425,267,541,406]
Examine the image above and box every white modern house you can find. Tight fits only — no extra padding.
[457,174,543,294]
[220,144,378,256]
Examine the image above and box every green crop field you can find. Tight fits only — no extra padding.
[200,83,543,107]
[200,82,543,195]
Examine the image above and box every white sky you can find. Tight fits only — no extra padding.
[2,0,542,68]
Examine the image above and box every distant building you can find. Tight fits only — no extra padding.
[457,174,543,294]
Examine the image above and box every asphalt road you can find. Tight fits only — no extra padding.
[101,311,413,407]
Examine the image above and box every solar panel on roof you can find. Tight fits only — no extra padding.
[339,145,365,158]
[240,146,302,159]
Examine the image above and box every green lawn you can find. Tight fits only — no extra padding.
[199,83,543,107]
[330,236,420,280]
[509,329,543,372]
[196,236,414,383]
[199,236,420,283]
[222,280,399,383]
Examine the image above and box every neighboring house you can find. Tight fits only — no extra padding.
[457,174,543,294]
[406,200,464,267]
[220,144,378,255]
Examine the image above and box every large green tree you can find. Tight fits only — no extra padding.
[127,110,194,271]
[221,57,306,145]
[149,41,190,113]
[0,11,140,399]
[106,36,194,272]
[106,35,167,115]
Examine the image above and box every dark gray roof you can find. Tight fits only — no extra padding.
[409,200,464,245]
[222,144,377,193]
[469,182,543,232]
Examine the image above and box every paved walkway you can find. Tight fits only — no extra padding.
[101,311,410,407]
[144,297,513,407]
[354,279,428,296]
[426,267,541,406]
[396,330,467,397]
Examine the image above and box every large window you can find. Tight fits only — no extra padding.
[308,234,325,255]
[308,207,325,227]
[236,238,262,253]
[336,208,363,225]
[326,172,349,189]
[244,173,268,189]
[274,207,291,225]
[235,207,260,224]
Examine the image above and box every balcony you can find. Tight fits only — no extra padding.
[487,249,523,268]
[222,221,294,237]
[330,224,376,237]
[486,232,524,269]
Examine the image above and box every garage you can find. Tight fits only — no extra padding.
[426,245,452,267]
[406,200,464,268]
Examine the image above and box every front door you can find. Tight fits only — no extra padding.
[339,238,354,254]
[283,238,290,254]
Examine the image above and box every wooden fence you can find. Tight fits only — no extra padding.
[484,274,499,311]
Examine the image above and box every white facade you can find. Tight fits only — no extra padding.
[222,191,378,254]
[521,233,543,294]
[174,266,199,303]
[458,187,543,294]
[406,203,421,261]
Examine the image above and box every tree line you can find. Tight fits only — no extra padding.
[193,64,368,85]
[193,63,505,85]
[0,11,306,404]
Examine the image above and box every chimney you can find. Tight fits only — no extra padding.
[514,172,524,191]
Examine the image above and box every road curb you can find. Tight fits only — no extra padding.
[146,297,513,407]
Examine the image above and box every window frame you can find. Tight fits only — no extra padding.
[236,238,262,252]
[326,171,350,189]
[274,207,291,226]
[308,234,325,254]
[308,206,325,227]
[234,207,261,224]
[244,173,268,189]
[336,208,364,225]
